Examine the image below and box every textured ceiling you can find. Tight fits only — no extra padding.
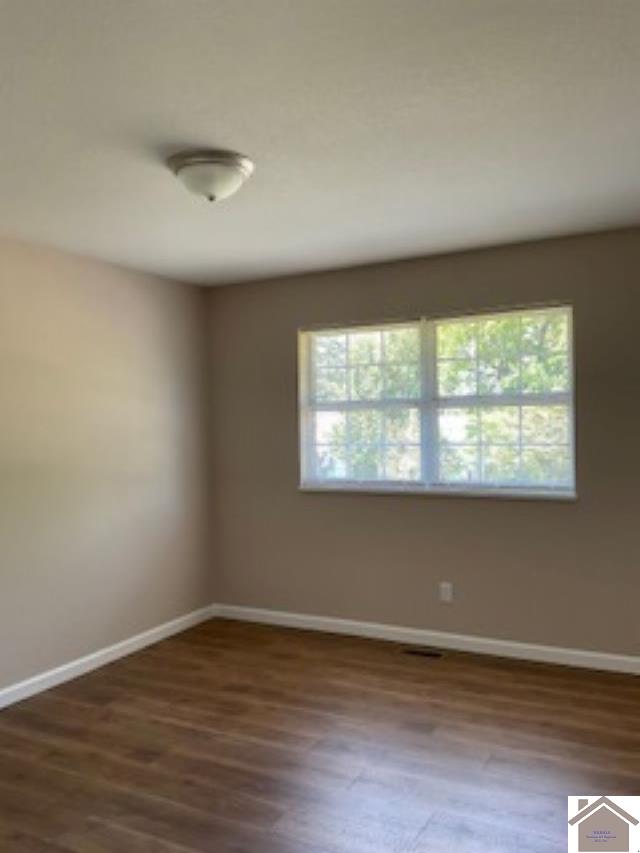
[1,0,640,285]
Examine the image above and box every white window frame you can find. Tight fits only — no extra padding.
[298,305,576,500]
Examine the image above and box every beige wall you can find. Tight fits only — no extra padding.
[209,229,640,657]
[2,228,638,688]
[0,239,212,688]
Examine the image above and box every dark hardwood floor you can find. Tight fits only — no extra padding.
[0,619,638,852]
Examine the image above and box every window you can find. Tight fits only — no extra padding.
[298,306,575,497]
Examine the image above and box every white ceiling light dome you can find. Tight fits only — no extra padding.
[168,149,255,202]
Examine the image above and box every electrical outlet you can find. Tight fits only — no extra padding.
[439,581,454,604]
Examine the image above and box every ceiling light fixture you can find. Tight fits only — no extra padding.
[167,149,255,202]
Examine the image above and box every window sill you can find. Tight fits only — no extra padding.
[299,482,578,502]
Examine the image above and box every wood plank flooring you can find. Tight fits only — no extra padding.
[0,619,638,852]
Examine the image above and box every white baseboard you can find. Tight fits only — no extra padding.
[0,604,216,710]
[1,602,636,711]
[214,604,640,675]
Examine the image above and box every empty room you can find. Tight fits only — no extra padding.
[1,2,639,852]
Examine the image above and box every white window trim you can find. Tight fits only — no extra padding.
[298,306,576,500]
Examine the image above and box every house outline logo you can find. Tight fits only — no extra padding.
[568,797,639,852]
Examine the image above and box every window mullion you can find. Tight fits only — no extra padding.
[436,391,570,409]
[313,397,420,411]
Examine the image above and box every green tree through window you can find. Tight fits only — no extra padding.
[301,307,574,495]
